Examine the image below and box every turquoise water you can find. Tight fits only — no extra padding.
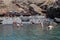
[0,24,60,40]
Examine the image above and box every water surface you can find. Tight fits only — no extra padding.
[0,24,60,40]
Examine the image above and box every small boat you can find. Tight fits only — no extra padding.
[54,18,60,23]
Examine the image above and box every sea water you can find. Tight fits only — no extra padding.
[0,24,60,40]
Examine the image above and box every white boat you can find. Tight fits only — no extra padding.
[1,16,53,24]
[2,17,21,24]
[30,16,46,24]
[55,18,60,22]
[1,17,30,24]
[2,17,14,24]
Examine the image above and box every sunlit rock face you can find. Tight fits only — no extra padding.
[3,0,56,5]
[1,0,58,15]
[2,0,56,9]
[3,0,12,5]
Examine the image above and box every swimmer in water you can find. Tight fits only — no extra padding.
[16,23,23,30]
[48,25,54,30]
[13,20,23,30]
[16,23,20,28]
[13,20,17,26]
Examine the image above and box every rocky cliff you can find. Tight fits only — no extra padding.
[0,0,60,18]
